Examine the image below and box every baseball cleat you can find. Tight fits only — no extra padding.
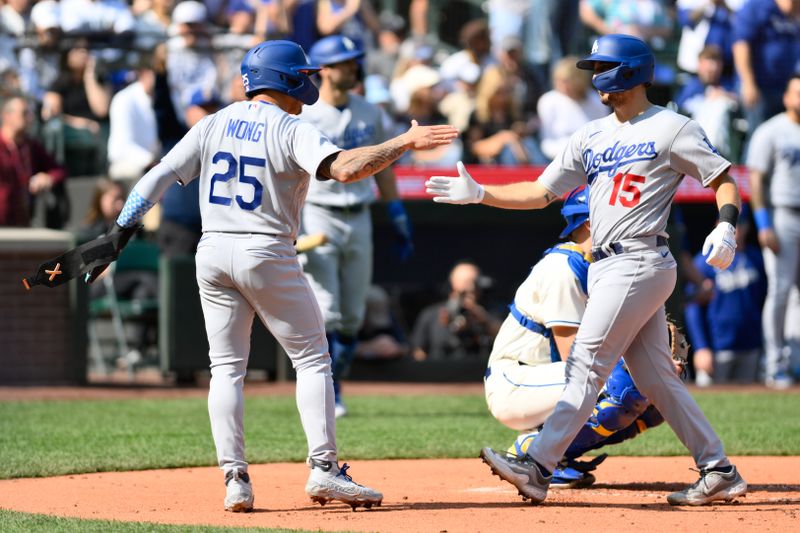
[305,459,382,510]
[480,447,551,504]
[667,465,747,506]
[224,470,254,512]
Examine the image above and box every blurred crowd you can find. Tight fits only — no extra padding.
[1,0,798,384]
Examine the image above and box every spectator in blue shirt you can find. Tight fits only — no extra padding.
[732,0,800,142]
[685,206,767,385]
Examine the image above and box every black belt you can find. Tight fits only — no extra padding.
[592,236,668,262]
[310,202,367,214]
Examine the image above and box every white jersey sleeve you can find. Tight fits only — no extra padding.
[161,117,205,185]
[537,127,591,197]
[669,119,731,186]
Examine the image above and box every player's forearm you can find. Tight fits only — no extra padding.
[116,162,179,228]
[748,171,767,210]
[482,180,557,210]
[709,173,740,212]
[327,136,411,183]
[732,42,756,86]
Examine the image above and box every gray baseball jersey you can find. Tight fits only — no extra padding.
[746,112,800,208]
[300,93,387,207]
[161,100,341,239]
[538,106,730,247]
[527,105,732,475]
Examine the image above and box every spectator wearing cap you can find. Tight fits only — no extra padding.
[393,64,463,167]
[438,18,495,86]
[438,61,481,133]
[165,0,218,126]
[107,55,159,182]
[389,62,439,115]
[675,44,739,159]
[537,55,609,161]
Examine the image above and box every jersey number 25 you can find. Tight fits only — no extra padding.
[209,151,265,211]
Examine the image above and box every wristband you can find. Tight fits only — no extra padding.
[718,204,739,227]
[753,208,772,231]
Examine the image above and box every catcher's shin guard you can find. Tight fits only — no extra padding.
[565,360,654,459]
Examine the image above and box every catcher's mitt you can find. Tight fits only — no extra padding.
[667,319,690,379]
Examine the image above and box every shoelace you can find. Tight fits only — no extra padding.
[336,463,367,487]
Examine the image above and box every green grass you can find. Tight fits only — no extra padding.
[0,509,315,533]
[1,390,799,480]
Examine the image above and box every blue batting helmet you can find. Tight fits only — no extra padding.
[576,34,654,93]
[309,35,364,66]
[559,186,590,239]
[240,40,321,104]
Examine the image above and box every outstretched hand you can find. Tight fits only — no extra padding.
[425,161,485,204]
[404,119,459,151]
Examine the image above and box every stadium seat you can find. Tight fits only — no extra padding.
[88,238,159,377]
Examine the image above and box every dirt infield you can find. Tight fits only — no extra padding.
[0,456,798,531]
[2,382,798,531]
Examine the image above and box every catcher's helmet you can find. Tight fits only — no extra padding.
[309,35,364,66]
[560,186,590,239]
[240,40,321,104]
[576,34,654,93]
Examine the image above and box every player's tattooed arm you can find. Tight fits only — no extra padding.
[318,121,459,183]
[482,180,559,210]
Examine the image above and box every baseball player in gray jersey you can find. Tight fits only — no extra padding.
[85,40,458,512]
[299,35,414,418]
[426,34,747,506]
[747,75,800,389]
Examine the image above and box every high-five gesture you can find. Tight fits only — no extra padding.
[403,120,459,151]
[425,161,485,204]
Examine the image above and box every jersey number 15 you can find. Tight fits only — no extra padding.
[209,151,265,211]
[609,172,645,208]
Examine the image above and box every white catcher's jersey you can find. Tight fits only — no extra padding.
[300,93,387,206]
[538,106,730,247]
[746,112,800,208]
[488,249,586,368]
[161,100,341,239]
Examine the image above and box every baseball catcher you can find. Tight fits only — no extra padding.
[482,186,689,488]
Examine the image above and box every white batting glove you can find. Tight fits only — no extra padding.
[702,222,736,269]
[425,161,485,204]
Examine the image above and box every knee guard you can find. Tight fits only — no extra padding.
[564,361,652,459]
[593,405,665,448]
